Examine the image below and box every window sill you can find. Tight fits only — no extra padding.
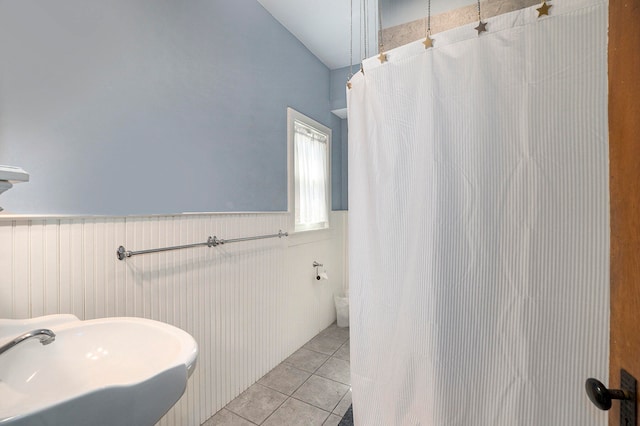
[287,226,333,246]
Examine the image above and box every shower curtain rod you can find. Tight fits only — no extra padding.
[116,230,289,260]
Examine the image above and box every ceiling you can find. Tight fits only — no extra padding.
[257,0,475,70]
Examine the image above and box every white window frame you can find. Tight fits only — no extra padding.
[287,107,331,233]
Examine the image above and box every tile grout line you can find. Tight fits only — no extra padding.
[258,395,290,425]
[260,395,332,426]
[229,408,260,426]
[289,371,351,413]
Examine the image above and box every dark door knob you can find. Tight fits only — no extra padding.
[585,378,633,410]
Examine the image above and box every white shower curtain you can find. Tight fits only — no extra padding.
[347,0,609,425]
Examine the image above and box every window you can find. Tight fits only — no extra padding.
[287,107,331,232]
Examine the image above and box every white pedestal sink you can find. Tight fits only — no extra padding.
[0,315,198,426]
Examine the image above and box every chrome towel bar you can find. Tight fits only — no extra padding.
[117,230,289,260]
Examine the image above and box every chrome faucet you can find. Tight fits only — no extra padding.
[0,328,56,356]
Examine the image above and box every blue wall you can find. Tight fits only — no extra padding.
[329,66,352,210]
[330,66,354,112]
[0,0,345,215]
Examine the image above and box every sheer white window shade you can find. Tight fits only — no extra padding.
[295,121,329,226]
[287,108,331,232]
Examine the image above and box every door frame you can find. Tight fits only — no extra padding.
[608,1,640,424]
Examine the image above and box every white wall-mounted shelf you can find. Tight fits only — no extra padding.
[0,165,29,183]
[0,165,29,211]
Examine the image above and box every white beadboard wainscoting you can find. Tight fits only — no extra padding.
[0,211,348,425]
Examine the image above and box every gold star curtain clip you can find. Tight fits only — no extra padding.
[475,21,488,35]
[423,36,433,49]
[537,1,552,17]
[378,52,388,63]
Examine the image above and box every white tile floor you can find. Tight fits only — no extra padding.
[202,324,350,426]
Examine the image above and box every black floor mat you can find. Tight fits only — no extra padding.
[339,404,353,426]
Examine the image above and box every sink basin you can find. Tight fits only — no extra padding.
[0,314,198,426]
